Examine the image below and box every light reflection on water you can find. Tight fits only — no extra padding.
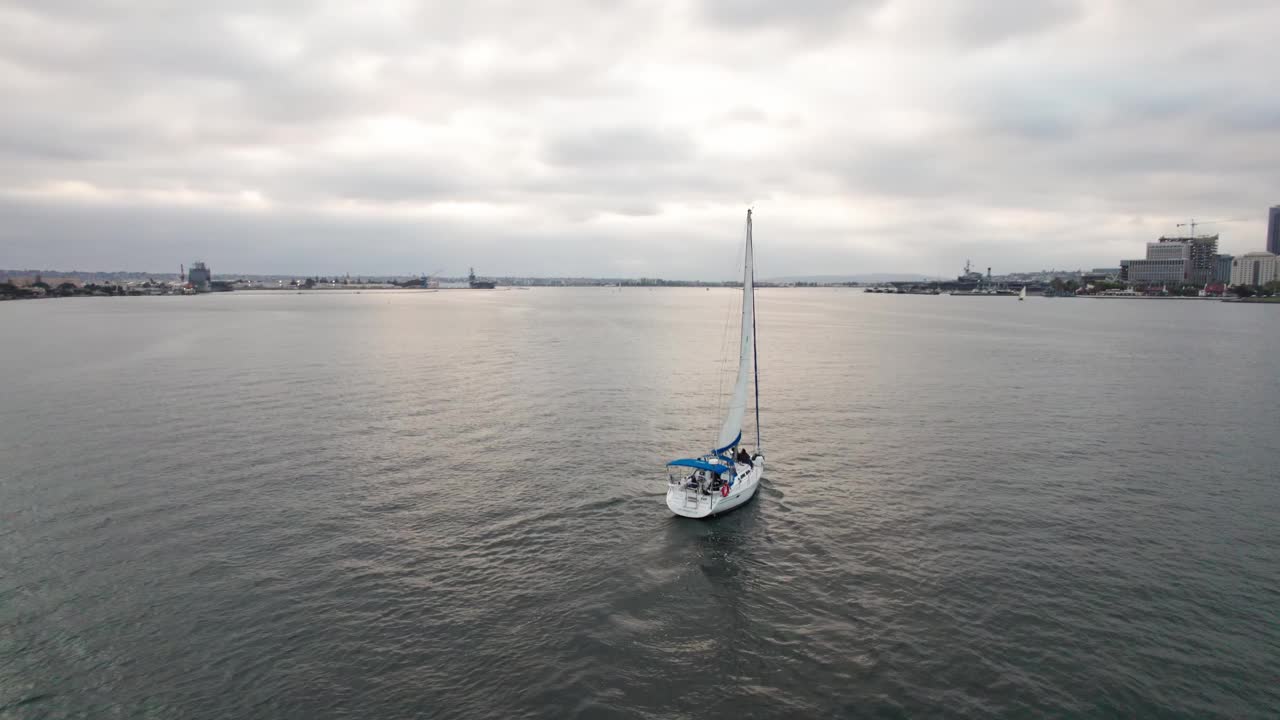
[1,289,1278,718]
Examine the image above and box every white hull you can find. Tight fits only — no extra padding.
[667,459,763,518]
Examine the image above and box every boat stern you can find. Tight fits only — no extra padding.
[667,484,715,518]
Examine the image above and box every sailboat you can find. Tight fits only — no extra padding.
[666,210,764,518]
[1019,286,1026,301]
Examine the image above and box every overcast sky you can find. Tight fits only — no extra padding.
[2,1,1278,279]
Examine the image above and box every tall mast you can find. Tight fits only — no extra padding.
[749,209,761,452]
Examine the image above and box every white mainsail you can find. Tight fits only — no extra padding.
[716,211,755,450]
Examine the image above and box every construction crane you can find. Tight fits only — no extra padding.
[1175,218,1244,237]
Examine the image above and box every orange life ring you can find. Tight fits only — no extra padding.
[720,484,730,497]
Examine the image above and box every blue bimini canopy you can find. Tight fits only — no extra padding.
[667,458,732,474]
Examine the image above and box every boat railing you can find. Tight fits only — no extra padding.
[669,472,722,502]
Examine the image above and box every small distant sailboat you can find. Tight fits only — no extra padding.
[1019,286,1026,301]
[666,210,764,518]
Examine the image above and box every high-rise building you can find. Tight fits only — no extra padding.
[1148,240,1191,262]
[1119,234,1223,285]
[1230,252,1278,287]
[1189,236,1218,283]
[1123,239,1190,284]
[1215,254,1234,284]
[1156,235,1218,283]
[1267,205,1280,256]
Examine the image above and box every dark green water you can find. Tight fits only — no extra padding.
[2,289,1278,718]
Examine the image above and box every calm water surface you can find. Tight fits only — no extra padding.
[2,289,1278,718]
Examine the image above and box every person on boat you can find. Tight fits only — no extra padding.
[735,447,753,468]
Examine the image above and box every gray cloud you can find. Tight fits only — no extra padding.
[1,0,1279,278]
[544,128,698,169]
[697,0,882,31]
[932,0,1083,47]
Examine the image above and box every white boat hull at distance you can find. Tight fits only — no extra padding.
[667,459,763,518]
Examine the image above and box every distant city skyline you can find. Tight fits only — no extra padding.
[2,2,1278,278]
[0,266,1106,284]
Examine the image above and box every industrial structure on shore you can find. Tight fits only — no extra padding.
[468,267,496,289]
[187,262,212,292]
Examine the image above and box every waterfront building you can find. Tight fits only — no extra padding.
[1268,205,1280,256]
[1126,258,1188,284]
[1148,240,1191,262]
[1121,235,1219,285]
[188,262,212,292]
[1188,236,1218,283]
[1230,252,1278,287]
[1125,240,1189,284]
[1157,235,1217,283]
[1214,254,1233,284]
[1081,270,1116,285]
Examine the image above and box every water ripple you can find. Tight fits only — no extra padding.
[1,290,1278,718]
